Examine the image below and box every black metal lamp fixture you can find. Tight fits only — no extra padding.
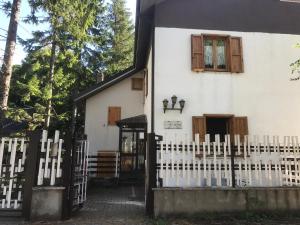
[163,95,185,113]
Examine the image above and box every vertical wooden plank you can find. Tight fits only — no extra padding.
[244,135,248,186]
[175,137,179,187]
[195,134,201,186]
[50,131,60,184]
[7,138,17,208]
[193,140,196,179]
[56,139,63,178]
[247,136,252,186]
[172,138,175,178]
[259,160,262,186]
[160,140,164,184]
[21,138,26,166]
[238,161,242,187]
[44,138,52,178]
[224,135,228,186]
[183,135,187,186]
[213,137,217,186]
[254,136,259,186]
[203,136,207,186]
[268,160,272,186]
[0,138,5,177]
[228,135,232,187]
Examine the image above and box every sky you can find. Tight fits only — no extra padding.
[0,0,137,65]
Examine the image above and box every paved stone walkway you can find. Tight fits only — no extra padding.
[0,184,149,225]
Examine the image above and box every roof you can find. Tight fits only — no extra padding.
[116,115,147,129]
[0,117,28,136]
[74,0,161,102]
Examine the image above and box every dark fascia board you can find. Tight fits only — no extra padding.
[74,67,137,102]
[140,0,166,13]
[155,0,300,35]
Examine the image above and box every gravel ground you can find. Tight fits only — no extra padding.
[1,185,300,225]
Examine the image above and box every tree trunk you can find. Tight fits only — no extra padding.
[0,0,22,111]
[44,39,57,129]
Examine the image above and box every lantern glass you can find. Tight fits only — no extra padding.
[171,95,177,108]
[163,99,169,109]
[179,99,185,109]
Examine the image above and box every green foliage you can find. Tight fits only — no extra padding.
[0,0,12,16]
[106,0,134,76]
[9,48,79,131]
[7,0,135,132]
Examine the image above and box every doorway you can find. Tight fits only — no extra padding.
[117,115,147,183]
[206,117,230,142]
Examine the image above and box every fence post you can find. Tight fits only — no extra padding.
[145,133,157,216]
[231,141,236,188]
[61,132,73,220]
[22,130,41,220]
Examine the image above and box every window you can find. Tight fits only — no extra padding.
[108,107,121,126]
[206,117,229,142]
[192,115,248,142]
[191,34,244,73]
[131,78,144,90]
[204,36,228,71]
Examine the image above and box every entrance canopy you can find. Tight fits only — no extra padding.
[116,115,147,130]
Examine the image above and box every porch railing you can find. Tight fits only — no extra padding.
[156,134,300,188]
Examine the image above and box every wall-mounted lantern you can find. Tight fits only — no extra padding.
[163,95,185,113]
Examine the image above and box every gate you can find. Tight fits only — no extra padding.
[62,135,89,219]
[0,137,27,213]
[0,130,89,220]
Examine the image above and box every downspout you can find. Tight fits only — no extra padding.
[151,24,155,134]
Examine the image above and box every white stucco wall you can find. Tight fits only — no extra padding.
[85,72,144,155]
[153,27,300,138]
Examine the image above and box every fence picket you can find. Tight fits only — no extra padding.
[155,134,300,188]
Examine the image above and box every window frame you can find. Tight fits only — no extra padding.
[203,34,230,72]
[108,106,121,126]
[131,78,144,91]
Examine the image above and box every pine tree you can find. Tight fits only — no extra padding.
[8,48,80,131]
[106,0,134,76]
[0,0,22,112]
[25,0,98,129]
[81,0,110,80]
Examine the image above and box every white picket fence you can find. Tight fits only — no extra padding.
[37,130,64,186]
[157,134,300,188]
[0,137,27,209]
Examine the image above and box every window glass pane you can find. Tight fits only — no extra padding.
[216,40,226,69]
[204,39,213,69]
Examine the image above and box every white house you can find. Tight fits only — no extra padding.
[75,0,300,181]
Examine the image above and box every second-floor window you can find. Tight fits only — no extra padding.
[204,35,228,71]
[191,34,244,73]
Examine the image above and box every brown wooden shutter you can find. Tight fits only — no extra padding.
[108,107,121,126]
[230,37,244,73]
[230,117,248,140]
[192,116,206,142]
[131,78,144,90]
[191,35,204,72]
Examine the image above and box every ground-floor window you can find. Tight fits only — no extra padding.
[192,114,248,142]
